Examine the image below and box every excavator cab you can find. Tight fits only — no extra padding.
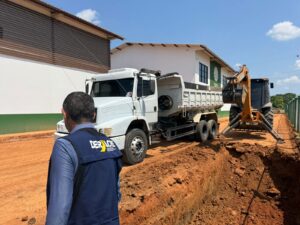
[251,79,271,110]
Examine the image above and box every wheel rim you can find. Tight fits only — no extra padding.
[130,136,145,158]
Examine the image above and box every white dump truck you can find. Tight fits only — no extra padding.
[55,68,223,164]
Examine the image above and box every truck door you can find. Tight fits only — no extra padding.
[136,76,158,127]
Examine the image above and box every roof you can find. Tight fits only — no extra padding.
[9,0,123,40]
[111,42,235,73]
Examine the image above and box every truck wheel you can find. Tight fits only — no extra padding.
[123,128,148,165]
[207,119,218,140]
[197,120,209,142]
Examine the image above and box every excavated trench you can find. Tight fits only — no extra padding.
[264,148,300,225]
[188,143,300,225]
[119,141,300,225]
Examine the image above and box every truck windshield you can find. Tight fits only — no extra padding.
[91,78,134,97]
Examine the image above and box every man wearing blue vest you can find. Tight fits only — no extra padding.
[46,92,122,225]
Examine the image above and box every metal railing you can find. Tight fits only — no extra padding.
[285,96,300,132]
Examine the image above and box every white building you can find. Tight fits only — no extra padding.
[111,43,236,92]
[0,0,122,133]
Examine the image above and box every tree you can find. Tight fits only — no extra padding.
[271,93,297,109]
[271,95,284,109]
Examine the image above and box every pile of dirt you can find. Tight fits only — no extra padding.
[119,141,228,225]
[188,143,300,225]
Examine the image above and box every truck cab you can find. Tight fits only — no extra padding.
[56,68,159,164]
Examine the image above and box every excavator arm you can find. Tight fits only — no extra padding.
[223,65,252,121]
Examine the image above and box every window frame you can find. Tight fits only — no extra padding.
[199,62,208,84]
[137,76,155,97]
[90,78,134,97]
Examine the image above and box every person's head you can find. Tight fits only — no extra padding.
[62,92,95,132]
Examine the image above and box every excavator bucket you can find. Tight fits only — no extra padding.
[221,111,284,143]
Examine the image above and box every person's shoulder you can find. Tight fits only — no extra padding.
[54,137,71,148]
[53,137,76,156]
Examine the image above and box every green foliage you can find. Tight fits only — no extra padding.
[271,93,296,109]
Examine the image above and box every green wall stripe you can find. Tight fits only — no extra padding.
[0,114,62,134]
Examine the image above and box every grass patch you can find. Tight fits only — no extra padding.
[0,114,62,135]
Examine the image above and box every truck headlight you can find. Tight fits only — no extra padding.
[57,124,67,133]
[57,124,62,131]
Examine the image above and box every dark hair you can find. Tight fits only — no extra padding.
[63,92,95,123]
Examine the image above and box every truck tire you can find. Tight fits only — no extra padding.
[123,128,148,165]
[207,119,218,140]
[197,120,209,142]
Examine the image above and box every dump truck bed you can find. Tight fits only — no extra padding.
[157,74,223,117]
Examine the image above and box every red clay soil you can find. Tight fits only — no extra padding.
[0,121,229,225]
[188,143,299,225]
[188,113,300,225]
[0,114,299,225]
[119,142,227,225]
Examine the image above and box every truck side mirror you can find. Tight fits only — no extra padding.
[270,82,274,89]
[85,83,89,94]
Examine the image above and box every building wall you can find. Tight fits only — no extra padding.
[112,45,235,112]
[111,45,196,82]
[221,67,235,83]
[112,46,232,87]
[0,54,96,114]
[0,0,110,73]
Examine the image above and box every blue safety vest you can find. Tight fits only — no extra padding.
[48,128,123,225]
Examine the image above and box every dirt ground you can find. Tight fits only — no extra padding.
[0,114,299,225]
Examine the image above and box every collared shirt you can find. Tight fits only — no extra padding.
[46,123,121,225]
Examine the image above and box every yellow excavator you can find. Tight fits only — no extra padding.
[221,65,283,142]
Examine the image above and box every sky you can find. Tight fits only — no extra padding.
[45,0,300,95]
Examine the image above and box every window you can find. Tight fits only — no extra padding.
[222,75,228,88]
[137,77,155,97]
[199,63,208,84]
[91,78,134,97]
